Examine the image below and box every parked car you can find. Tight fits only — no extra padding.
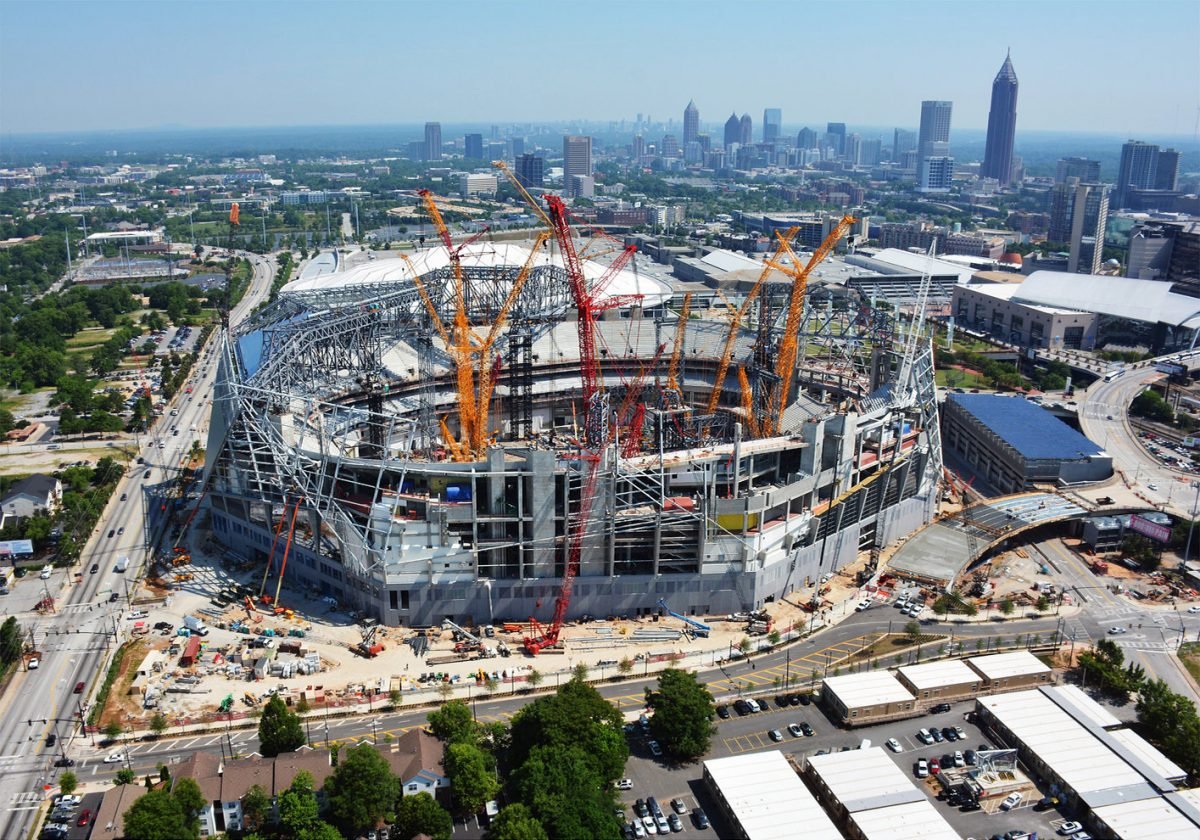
[1000,792,1022,811]
[648,740,663,758]
[768,729,783,742]
[917,728,934,744]
[616,778,633,791]
[667,814,682,833]
[716,704,730,719]
[931,702,951,713]
[692,809,709,829]
[53,757,75,768]
[1059,823,1084,835]
[800,722,814,736]
[886,738,903,753]
[787,723,803,737]
[915,758,929,778]
[670,798,686,815]
[930,728,944,743]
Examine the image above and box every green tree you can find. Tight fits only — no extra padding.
[299,823,343,840]
[116,768,136,785]
[59,770,78,796]
[526,669,543,690]
[1137,678,1200,776]
[904,620,922,641]
[279,770,320,836]
[767,629,782,646]
[324,743,400,834]
[0,617,23,664]
[617,657,633,677]
[241,784,271,833]
[0,409,14,435]
[102,721,124,743]
[393,791,452,840]
[427,699,476,744]
[122,789,192,840]
[644,668,716,761]
[149,713,168,739]
[572,662,589,682]
[172,776,205,835]
[999,598,1015,617]
[485,803,549,840]
[511,746,623,840]
[257,694,305,756]
[1035,595,1050,613]
[509,677,628,784]
[446,741,500,815]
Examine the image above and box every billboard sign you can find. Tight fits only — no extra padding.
[1154,362,1187,377]
[1129,514,1171,543]
[0,540,34,556]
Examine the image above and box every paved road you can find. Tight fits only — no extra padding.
[0,253,275,838]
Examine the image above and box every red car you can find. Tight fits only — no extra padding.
[928,757,941,774]
[78,809,91,826]
[74,681,85,694]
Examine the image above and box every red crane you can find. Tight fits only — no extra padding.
[523,195,639,654]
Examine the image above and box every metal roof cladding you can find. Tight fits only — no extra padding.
[948,393,1104,460]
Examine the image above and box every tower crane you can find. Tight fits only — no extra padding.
[666,292,692,394]
[759,215,856,437]
[704,228,799,415]
[896,240,938,402]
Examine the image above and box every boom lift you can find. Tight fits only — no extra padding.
[655,598,711,638]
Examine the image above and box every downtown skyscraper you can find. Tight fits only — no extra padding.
[763,108,782,143]
[683,100,700,148]
[981,51,1019,186]
[917,101,953,192]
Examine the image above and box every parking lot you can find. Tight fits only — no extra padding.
[621,694,1073,840]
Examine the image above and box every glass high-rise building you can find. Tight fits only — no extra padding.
[739,114,753,146]
[981,52,1018,186]
[515,154,544,189]
[424,122,442,161]
[1055,157,1100,184]
[763,108,782,143]
[917,101,953,191]
[724,113,741,149]
[562,136,592,197]
[683,100,700,148]
[1114,140,1159,209]
[464,133,483,160]
[826,122,846,156]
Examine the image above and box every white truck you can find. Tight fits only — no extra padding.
[115,555,130,573]
[183,615,209,636]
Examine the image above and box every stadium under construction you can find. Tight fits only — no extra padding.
[205,193,942,635]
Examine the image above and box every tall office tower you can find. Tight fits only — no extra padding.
[682,100,700,147]
[424,122,443,161]
[1114,140,1159,209]
[892,128,916,159]
[1055,157,1100,183]
[724,113,741,148]
[763,108,782,143]
[1067,181,1109,275]
[981,51,1018,186]
[514,153,544,188]
[562,136,592,197]
[824,122,846,156]
[490,124,500,141]
[739,113,753,146]
[845,133,862,165]
[661,134,680,158]
[632,135,646,160]
[464,133,484,160]
[1047,179,1077,242]
[860,138,882,167]
[1154,148,1180,191]
[917,101,952,160]
[918,156,954,193]
[509,137,525,159]
[797,127,818,149]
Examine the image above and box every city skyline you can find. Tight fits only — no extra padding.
[2,1,1197,135]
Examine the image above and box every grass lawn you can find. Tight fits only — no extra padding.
[1180,643,1200,686]
[66,326,120,349]
[842,632,947,665]
[937,368,989,389]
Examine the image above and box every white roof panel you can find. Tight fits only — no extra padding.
[849,799,961,840]
[1107,728,1187,781]
[703,752,840,840]
[870,248,974,284]
[1014,271,1200,328]
[897,659,979,691]
[978,691,1150,797]
[806,747,924,812]
[822,671,914,708]
[967,650,1051,681]
[1043,684,1123,729]
[700,248,763,273]
[1092,796,1200,839]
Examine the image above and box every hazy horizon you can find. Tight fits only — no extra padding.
[2,0,1198,137]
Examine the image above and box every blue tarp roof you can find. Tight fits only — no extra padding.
[948,393,1104,461]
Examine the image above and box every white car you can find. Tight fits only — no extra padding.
[1108,626,1127,635]
[1187,605,1200,614]
[616,778,633,791]
[1059,822,1083,836]
[886,737,903,753]
[1000,792,1022,811]
[953,750,965,767]
[642,815,657,835]
[855,600,873,611]
[1147,482,1159,491]
[632,818,647,838]
[915,758,929,778]
[103,752,125,763]
[27,657,39,670]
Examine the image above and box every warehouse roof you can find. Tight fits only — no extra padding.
[977,691,1158,801]
[1015,271,1200,329]
[806,748,926,813]
[847,799,961,840]
[704,752,840,840]
[822,671,915,708]
[947,394,1104,461]
[967,650,1052,681]
[1092,795,1200,839]
[896,659,980,691]
[1107,729,1188,782]
[1042,684,1123,729]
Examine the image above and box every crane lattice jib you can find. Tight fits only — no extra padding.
[667,292,692,393]
[767,215,856,435]
[418,189,454,251]
[705,227,799,415]
[737,365,759,438]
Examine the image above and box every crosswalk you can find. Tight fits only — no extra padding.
[8,792,42,811]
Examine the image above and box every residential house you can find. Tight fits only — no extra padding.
[1,474,62,520]
[384,729,450,798]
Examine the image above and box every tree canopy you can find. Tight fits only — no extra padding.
[278,770,320,836]
[485,803,549,840]
[393,791,453,840]
[122,789,195,840]
[1137,678,1200,776]
[257,694,305,756]
[509,677,628,783]
[644,668,716,761]
[511,745,623,840]
[427,699,476,744]
[445,740,500,815]
[324,743,400,834]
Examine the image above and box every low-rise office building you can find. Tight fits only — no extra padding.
[703,751,840,840]
[895,659,983,706]
[821,671,917,727]
[965,650,1053,693]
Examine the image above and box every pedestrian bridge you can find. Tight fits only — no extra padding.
[886,492,1088,587]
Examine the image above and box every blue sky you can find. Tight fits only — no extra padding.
[2,0,1198,135]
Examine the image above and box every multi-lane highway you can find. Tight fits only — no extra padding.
[0,253,275,837]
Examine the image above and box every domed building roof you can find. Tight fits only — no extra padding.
[999,252,1023,266]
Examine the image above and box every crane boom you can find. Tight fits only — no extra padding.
[737,365,759,438]
[666,292,692,393]
[655,598,711,637]
[705,227,799,415]
[763,215,856,436]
